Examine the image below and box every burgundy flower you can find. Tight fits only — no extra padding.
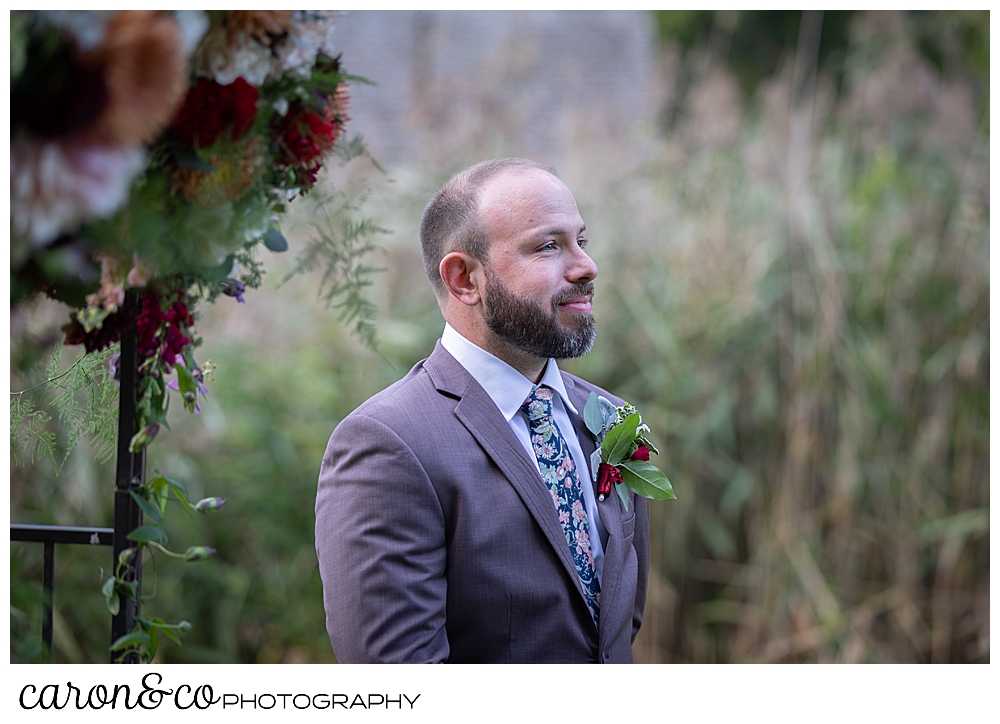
[136,290,193,367]
[170,77,259,149]
[274,102,338,169]
[62,304,137,354]
[630,445,650,461]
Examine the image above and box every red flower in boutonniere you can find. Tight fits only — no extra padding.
[584,393,675,509]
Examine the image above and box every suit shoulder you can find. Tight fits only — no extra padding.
[334,357,453,439]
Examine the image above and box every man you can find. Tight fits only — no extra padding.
[315,158,649,663]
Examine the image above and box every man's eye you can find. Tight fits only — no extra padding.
[541,241,557,251]
[578,238,588,248]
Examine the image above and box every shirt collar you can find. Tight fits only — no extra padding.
[440,323,578,421]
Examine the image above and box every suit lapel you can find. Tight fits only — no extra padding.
[564,374,626,645]
[424,344,594,619]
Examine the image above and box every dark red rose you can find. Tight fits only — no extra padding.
[630,445,650,461]
[274,102,338,169]
[170,77,259,148]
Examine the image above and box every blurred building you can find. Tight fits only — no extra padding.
[331,11,657,169]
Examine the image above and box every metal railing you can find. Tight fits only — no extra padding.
[11,291,145,663]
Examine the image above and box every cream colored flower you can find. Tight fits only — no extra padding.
[194,25,272,86]
[11,136,146,246]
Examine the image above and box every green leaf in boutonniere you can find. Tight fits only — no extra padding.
[615,480,630,511]
[584,391,604,437]
[620,460,675,500]
[601,412,639,466]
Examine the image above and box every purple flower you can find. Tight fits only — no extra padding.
[108,352,121,388]
[220,278,246,303]
[166,369,210,414]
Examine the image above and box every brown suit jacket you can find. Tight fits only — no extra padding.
[315,342,649,662]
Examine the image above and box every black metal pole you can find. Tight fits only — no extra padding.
[42,541,54,654]
[111,290,145,663]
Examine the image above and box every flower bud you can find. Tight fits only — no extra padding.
[194,497,227,512]
[179,620,193,632]
[118,547,135,565]
[184,546,216,562]
[128,422,160,452]
[220,278,246,303]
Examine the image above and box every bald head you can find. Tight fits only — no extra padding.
[419,158,556,298]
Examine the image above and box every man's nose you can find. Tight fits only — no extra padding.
[567,246,599,284]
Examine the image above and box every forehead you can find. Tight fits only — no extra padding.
[477,169,582,240]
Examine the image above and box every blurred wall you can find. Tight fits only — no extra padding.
[332,10,657,169]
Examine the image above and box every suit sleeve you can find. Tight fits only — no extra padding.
[315,413,449,663]
[631,494,650,642]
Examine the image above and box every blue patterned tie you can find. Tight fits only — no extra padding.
[521,385,600,625]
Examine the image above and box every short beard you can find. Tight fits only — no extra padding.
[482,266,596,360]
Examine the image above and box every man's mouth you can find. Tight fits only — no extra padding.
[554,282,595,315]
[558,296,593,314]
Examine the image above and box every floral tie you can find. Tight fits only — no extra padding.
[521,385,600,625]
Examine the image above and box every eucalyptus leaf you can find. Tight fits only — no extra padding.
[129,490,162,525]
[127,524,168,545]
[589,448,602,482]
[601,413,639,466]
[584,392,604,437]
[615,480,630,511]
[264,228,288,252]
[598,396,617,431]
[204,255,236,282]
[620,460,676,500]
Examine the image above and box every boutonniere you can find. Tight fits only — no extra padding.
[584,392,675,510]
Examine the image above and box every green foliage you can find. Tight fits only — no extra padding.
[10,345,119,472]
[601,413,640,466]
[281,169,388,351]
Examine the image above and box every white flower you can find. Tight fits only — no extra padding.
[271,10,343,78]
[272,97,289,116]
[11,136,146,246]
[194,26,271,86]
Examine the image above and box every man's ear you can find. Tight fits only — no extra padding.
[439,252,482,306]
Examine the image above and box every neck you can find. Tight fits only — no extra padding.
[445,314,548,383]
[483,331,548,384]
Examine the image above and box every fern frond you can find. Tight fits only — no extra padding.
[10,394,56,467]
[10,344,120,473]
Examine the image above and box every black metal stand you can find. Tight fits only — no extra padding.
[11,291,145,663]
[110,290,145,662]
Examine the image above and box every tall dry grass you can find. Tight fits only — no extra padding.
[591,12,989,663]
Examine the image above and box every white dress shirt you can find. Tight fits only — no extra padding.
[441,323,608,583]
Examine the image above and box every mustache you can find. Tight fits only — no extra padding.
[553,282,595,306]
